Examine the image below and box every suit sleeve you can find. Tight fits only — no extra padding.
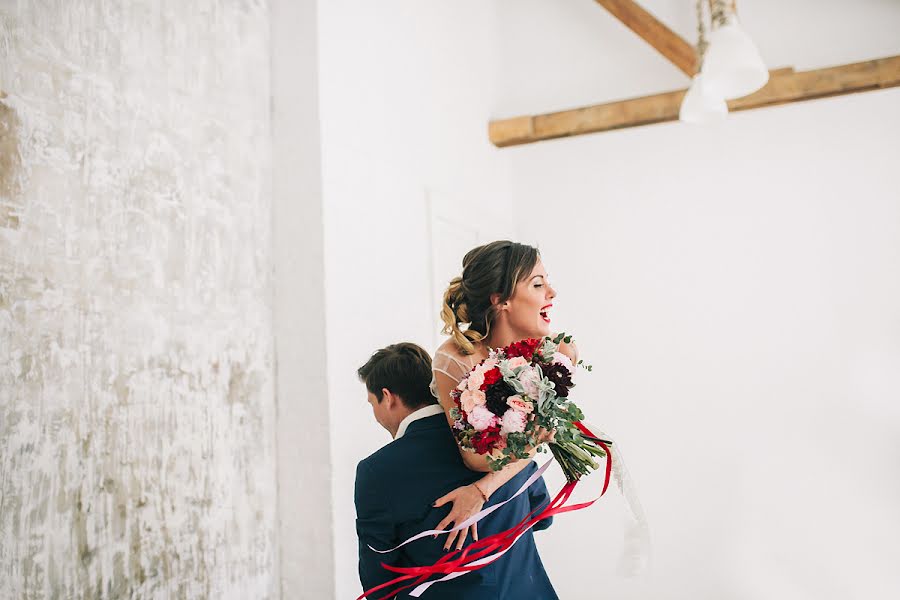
[355,460,401,593]
[528,466,554,532]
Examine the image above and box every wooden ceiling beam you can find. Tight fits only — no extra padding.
[488,55,900,147]
[594,0,697,77]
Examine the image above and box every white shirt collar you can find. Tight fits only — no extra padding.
[394,404,445,440]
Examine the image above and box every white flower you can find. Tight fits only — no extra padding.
[469,404,499,431]
[517,366,541,399]
[500,409,527,435]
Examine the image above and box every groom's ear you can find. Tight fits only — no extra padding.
[381,387,397,409]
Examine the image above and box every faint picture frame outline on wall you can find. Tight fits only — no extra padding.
[425,187,482,350]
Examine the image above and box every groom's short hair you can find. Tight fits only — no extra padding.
[357,343,436,410]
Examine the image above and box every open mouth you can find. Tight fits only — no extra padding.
[540,304,552,323]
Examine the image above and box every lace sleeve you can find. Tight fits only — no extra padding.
[429,351,474,400]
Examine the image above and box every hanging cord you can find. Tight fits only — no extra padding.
[694,0,709,73]
[709,0,733,29]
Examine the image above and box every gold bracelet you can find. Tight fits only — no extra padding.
[472,481,489,502]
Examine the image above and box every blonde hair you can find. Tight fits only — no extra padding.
[440,276,487,355]
[439,241,539,356]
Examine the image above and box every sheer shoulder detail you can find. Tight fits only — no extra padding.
[430,350,476,399]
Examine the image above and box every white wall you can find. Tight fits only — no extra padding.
[0,2,276,598]
[313,1,900,598]
[4,3,895,595]
[510,89,900,599]
[271,0,335,597]
[501,3,900,592]
[314,1,516,596]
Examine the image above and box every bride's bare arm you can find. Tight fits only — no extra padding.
[558,339,578,364]
[432,370,538,551]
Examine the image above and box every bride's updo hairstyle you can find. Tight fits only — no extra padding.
[440,240,539,355]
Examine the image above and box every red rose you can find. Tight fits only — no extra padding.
[480,367,502,390]
[472,425,502,454]
[504,338,542,361]
[504,342,524,358]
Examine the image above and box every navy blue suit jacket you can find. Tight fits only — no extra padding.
[355,411,558,599]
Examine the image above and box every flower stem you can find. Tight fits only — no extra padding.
[550,444,578,483]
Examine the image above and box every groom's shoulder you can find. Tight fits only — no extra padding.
[355,436,412,484]
[356,420,449,486]
[355,444,417,499]
[357,443,392,473]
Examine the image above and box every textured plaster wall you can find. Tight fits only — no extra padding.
[0,2,277,599]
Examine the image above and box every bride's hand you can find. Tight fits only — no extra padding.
[433,484,485,551]
[533,424,556,445]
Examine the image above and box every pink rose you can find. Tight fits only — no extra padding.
[482,357,498,371]
[500,409,527,435]
[460,389,486,413]
[469,404,499,431]
[506,356,529,370]
[506,395,533,414]
[467,368,485,392]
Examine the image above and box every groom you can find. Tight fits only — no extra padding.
[355,342,558,599]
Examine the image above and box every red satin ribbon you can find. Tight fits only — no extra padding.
[358,422,611,600]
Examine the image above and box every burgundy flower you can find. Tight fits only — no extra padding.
[484,379,516,417]
[540,362,573,397]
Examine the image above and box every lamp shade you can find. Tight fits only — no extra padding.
[679,73,727,124]
[702,18,768,99]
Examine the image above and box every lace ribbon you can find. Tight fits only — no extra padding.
[579,420,652,577]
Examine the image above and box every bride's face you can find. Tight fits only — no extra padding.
[500,259,556,338]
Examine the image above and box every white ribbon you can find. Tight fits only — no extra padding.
[368,459,554,554]
[370,425,652,597]
[409,527,532,597]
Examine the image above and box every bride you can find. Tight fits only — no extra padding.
[431,240,577,551]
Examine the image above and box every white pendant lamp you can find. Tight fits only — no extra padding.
[680,73,727,123]
[680,0,727,124]
[702,2,768,99]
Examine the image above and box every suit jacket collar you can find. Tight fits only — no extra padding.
[394,404,445,440]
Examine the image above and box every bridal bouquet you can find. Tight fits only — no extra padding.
[449,334,608,482]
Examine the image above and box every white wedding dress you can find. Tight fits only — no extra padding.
[430,347,652,577]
